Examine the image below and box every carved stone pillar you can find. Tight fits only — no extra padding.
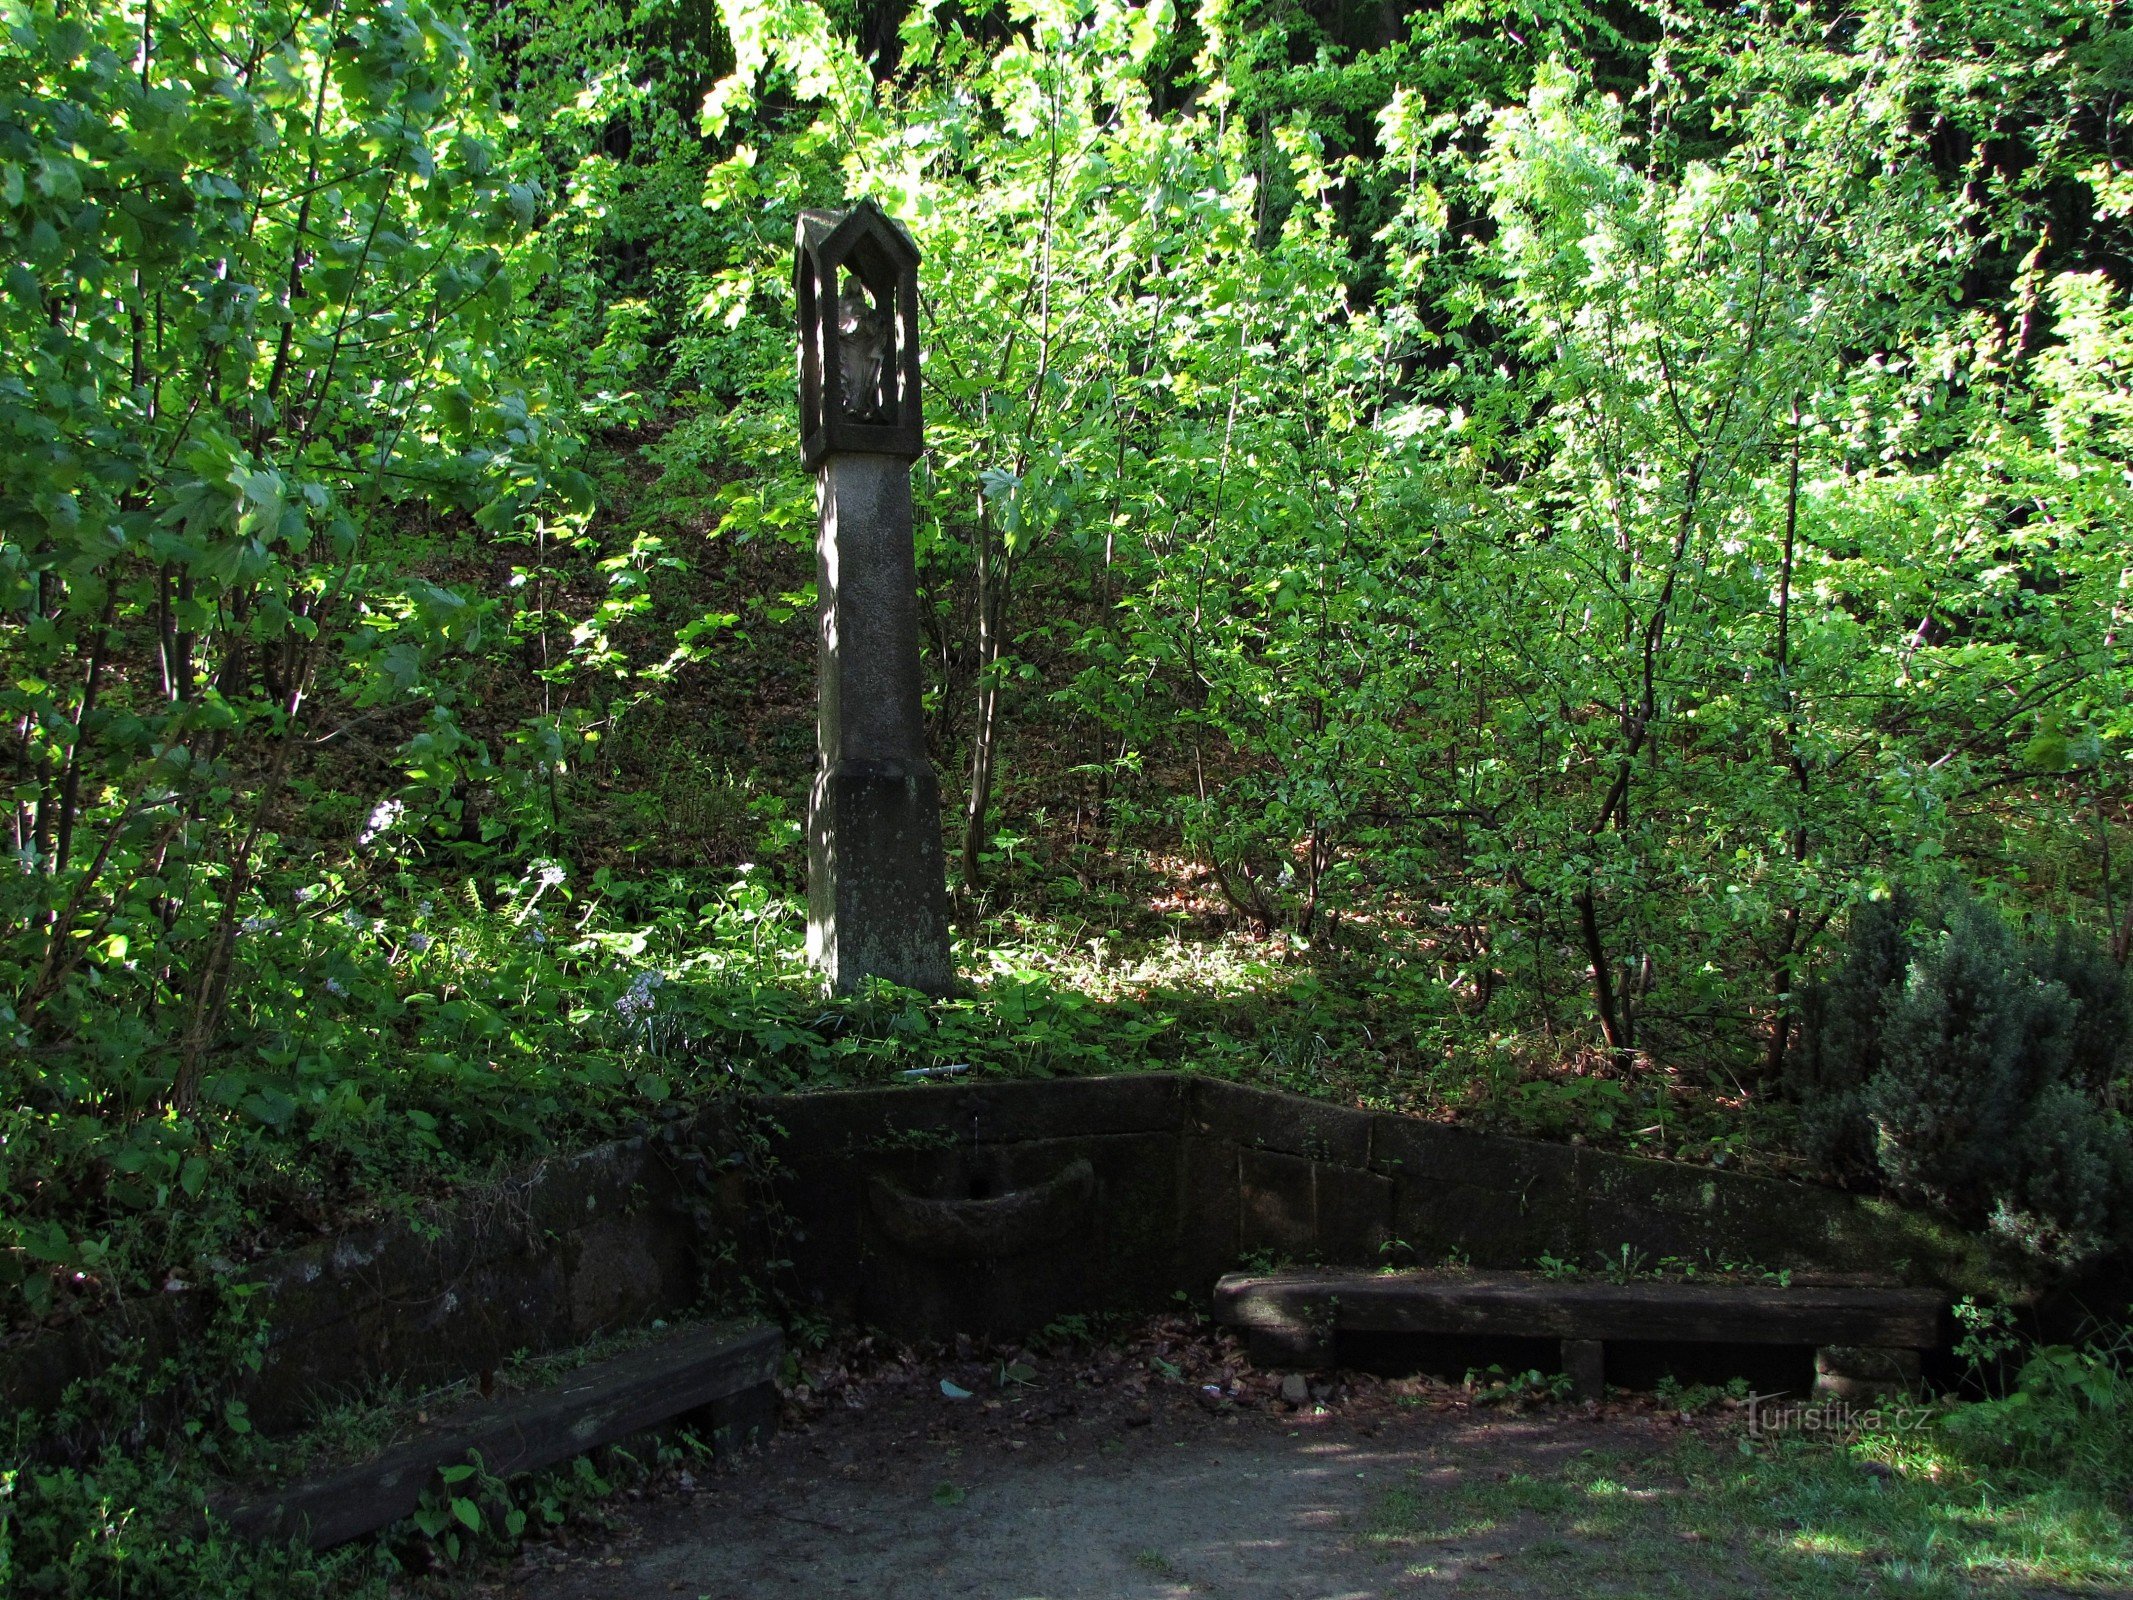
[795,202,953,996]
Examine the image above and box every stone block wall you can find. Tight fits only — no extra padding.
[7,1071,2021,1449]
[5,1120,747,1445]
[233,1126,735,1431]
[1178,1078,2006,1293]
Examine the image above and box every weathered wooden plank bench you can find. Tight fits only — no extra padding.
[216,1318,782,1550]
[1214,1269,1942,1402]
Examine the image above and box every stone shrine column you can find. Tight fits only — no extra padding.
[795,202,954,995]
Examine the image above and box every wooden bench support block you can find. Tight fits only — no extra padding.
[1561,1338,1604,1402]
[1247,1324,1336,1370]
[219,1319,781,1551]
[685,1381,780,1461]
[1813,1344,1921,1403]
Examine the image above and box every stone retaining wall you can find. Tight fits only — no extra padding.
[6,1073,2019,1446]
[5,1121,744,1443]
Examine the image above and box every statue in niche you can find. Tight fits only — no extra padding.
[836,276,889,421]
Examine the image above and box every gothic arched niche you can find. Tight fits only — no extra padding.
[795,200,923,468]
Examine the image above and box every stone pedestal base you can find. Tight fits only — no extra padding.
[807,757,954,996]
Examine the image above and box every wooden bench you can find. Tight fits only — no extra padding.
[1214,1269,1942,1401]
[216,1318,782,1550]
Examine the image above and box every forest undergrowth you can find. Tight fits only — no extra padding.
[6,0,2133,1586]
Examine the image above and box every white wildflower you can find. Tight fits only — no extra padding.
[615,968,664,1020]
[357,798,405,847]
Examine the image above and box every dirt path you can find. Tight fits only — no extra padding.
[512,1407,1658,1600]
[478,1320,2102,1600]
[467,1314,2115,1600]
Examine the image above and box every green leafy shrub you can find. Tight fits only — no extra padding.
[1793,895,2133,1266]
[1940,1326,2133,1494]
[0,1447,381,1599]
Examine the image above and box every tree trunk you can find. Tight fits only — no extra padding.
[1764,407,1810,1080]
[1575,886,1632,1062]
[960,497,1004,891]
